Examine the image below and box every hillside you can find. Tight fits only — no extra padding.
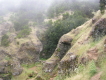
[41,10,106,80]
[0,0,104,80]
[11,10,106,80]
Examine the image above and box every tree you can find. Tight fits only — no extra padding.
[100,0,106,14]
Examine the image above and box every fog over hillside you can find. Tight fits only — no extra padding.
[0,0,105,80]
[0,0,99,13]
[0,0,53,16]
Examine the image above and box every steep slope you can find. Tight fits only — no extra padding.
[42,10,106,80]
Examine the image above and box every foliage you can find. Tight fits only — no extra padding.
[96,54,106,80]
[54,75,65,80]
[9,0,46,38]
[88,60,97,77]
[47,0,99,18]
[22,62,41,68]
[62,12,70,20]
[16,26,31,38]
[44,20,53,27]
[100,0,106,14]
[13,19,29,31]
[12,68,36,80]
[1,34,10,47]
[41,11,86,58]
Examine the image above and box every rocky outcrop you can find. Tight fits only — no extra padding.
[43,34,72,72]
[17,41,43,64]
[0,50,22,80]
[58,54,77,74]
[90,18,106,38]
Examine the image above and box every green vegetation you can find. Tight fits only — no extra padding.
[47,0,99,18]
[41,11,86,58]
[21,62,41,69]
[17,26,31,38]
[100,0,106,14]
[11,14,32,38]
[96,53,106,80]
[88,60,97,77]
[57,60,97,80]
[1,34,10,47]
[12,68,37,80]
[9,0,47,39]
[39,0,99,59]
[0,73,12,80]
[54,74,66,80]
[5,56,11,61]
[12,62,42,80]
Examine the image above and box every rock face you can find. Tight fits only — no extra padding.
[91,18,106,38]
[0,50,22,80]
[58,54,77,74]
[43,34,72,72]
[17,41,43,64]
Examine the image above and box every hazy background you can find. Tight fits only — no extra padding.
[0,0,53,16]
[0,0,100,58]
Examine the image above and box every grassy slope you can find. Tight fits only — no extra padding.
[63,10,106,80]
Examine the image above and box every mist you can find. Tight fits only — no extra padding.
[0,0,53,16]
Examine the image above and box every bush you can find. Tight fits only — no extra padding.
[1,34,10,47]
[100,0,106,14]
[41,11,86,58]
[17,41,19,45]
[17,27,31,38]
[62,12,70,20]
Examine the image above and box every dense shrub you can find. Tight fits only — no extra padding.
[17,26,31,38]
[100,0,106,14]
[1,34,10,47]
[41,11,86,58]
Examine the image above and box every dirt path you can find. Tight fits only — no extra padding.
[90,72,102,80]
